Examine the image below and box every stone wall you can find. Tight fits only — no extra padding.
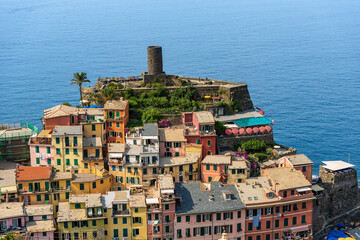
[217,133,274,152]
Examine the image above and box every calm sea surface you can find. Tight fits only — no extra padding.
[1,0,359,176]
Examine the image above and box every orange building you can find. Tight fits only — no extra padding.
[278,154,313,183]
[201,155,231,183]
[104,99,129,143]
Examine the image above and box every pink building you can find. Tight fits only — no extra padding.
[278,154,313,183]
[29,130,54,167]
[182,112,217,158]
[0,202,26,236]
[25,205,56,240]
[174,181,245,240]
[158,128,187,157]
[201,155,231,183]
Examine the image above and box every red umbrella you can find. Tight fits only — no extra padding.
[246,128,253,134]
[232,128,239,134]
[225,129,232,135]
[259,126,266,133]
[253,127,259,133]
[239,128,245,135]
[265,125,272,132]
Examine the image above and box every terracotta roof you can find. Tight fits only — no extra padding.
[202,155,231,165]
[16,166,52,181]
[104,100,128,110]
[43,104,81,119]
[37,130,52,138]
[264,168,311,190]
[158,128,186,142]
[195,111,215,124]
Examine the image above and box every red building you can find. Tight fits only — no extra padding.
[238,167,314,240]
[182,111,216,158]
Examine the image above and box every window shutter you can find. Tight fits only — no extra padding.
[45,182,49,191]
[209,226,212,235]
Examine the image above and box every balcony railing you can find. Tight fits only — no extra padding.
[112,209,130,216]
[30,138,52,145]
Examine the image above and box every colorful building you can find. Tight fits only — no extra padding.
[29,130,54,167]
[183,111,217,158]
[50,171,73,216]
[0,161,18,202]
[227,159,249,184]
[17,166,53,205]
[52,126,83,173]
[201,155,231,183]
[107,143,126,190]
[104,99,129,143]
[159,175,176,240]
[238,167,314,240]
[71,165,112,195]
[82,137,105,173]
[57,194,105,240]
[129,187,147,240]
[0,202,26,237]
[102,191,131,240]
[25,204,56,240]
[278,154,313,183]
[159,128,186,157]
[174,181,246,240]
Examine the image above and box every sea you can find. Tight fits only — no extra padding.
[1,0,359,177]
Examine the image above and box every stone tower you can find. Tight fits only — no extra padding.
[147,46,163,76]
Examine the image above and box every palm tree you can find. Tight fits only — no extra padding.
[70,72,90,106]
[90,85,118,106]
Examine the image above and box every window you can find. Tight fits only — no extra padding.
[57,159,61,165]
[292,217,297,225]
[275,233,279,240]
[293,204,298,211]
[143,168,147,175]
[302,202,307,209]
[65,159,70,165]
[177,216,181,222]
[302,166,307,172]
[186,228,191,237]
[127,168,131,173]
[74,159,78,165]
[75,203,81,209]
[196,139,201,144]
[291,190,295,195]
[207,140,211,146]
[65,192,69,199]
[238,211,241,218]
[275,206,280,213]
[266,207,272,215]
[275,219,279,228]
[216,213,221,220]
[92,220,97,226]
[123,228,128,237]
[116,122,120,127]
[29,216,34,221]
[283,205,291,212]
[36,158,40,164]
[165,204,170,210]
[283,191,287,198]
[196,215,201,222]
[104,218,108,224]
[42,215,47,220]
[256,236,261,240]
[223,212,233,220]
[177,229,182,238]
[207,150,211,155]
[214,165,217,171]
[133,229,140,236]
[74,149,78,155]
[135,208,138,213]
[165,142,172,148]
[47,147,51,153]
[186,216,190,222]
[123,217,127,224]
[92,182,96,189]
[64,222,68,228]
[165,225,170,233]
[47,158,51,165]
[80,184,84,190]
[114,229,120,237]
[153,168,157,174]
[92,125,96,131]
[237,223,242,232]
[65,148,69,155]
[248,222,253,231]
[45,194,49,201]
[113,218,118,224]
[56,148,60,154]
[284,218,289,227]
[174,142,181,148]
[35,146,39,153]
[56,138,60,144]
[37,195,41,201]
[134,167,138,173]
[301,215,306,224]
[206,164,210,170]
[266,234,270,240]
[266,220,271,229]
[165,215,170,223]
[256,222,261,230]
[18,183,22,190]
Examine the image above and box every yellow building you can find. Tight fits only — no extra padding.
[71,165,112,195]
[82,137,105,173]
[129,187,147,240]
[50,171,73,216]
[52,126,83,173]
[102,191,131,239]
[227,159,250,184]
[82,121,106,139]
[107,143,126,191]
[159,151,201,182]
[57,194,105,240]
[17,166,53,205]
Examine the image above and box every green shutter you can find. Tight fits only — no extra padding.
[29,183,33,192]
[36,158,40,164]
[120,177,123,183]
[45,182,49,191]
[57,159,61,165]
[47,158,51,165]
[18,184,22,190]
[74,159,78,165]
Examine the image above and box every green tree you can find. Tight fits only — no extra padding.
[62,102,72,106]
[70,72,90,106]
[124,88,135,99]
[215,121,227,135]
[240,139,267,154]
[142,108,160,123]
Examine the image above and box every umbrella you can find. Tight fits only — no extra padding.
[239,128,245,135]
[265,126,272,132]
[225,129,232,135]
[259,126,266,133]
[232,128,239,134]
[246,128,253,134]
[253,127,259,133]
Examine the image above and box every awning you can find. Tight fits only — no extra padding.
[297,187,312,192]
[312,184,324,192]
[161,189,174,194]
[233,117,272,127]
[0,186,18,195]
[109,153,123,158]
[146,198,159,204]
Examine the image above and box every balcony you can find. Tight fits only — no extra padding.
[143,145,159,153]
[83,155,102,161]
[184,127,216,136]
[30,138,52,145]
[0,226,26,235]
[112,209,130,216]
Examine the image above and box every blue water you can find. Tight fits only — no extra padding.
[1,0,360,176]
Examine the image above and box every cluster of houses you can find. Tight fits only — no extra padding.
[0,99,317,240]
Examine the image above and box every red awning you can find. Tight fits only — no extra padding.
[253,127,259,133]
[232,128,239,134]
[225,129,232,135]
[239,128,245,135]
[259,126,266,133]
[265,125,272,132]
[246,128,253,134]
